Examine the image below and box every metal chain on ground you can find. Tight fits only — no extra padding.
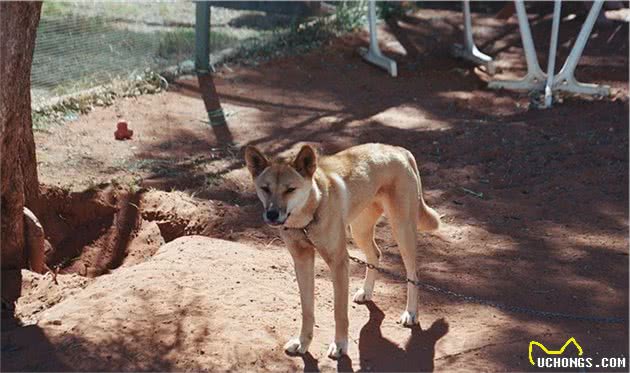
[348,255,626,324]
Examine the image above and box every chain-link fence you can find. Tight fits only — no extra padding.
[31,1,333,107]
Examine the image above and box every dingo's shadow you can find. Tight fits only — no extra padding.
[337,355,353,372]
[358,301,449,372]
[302,352,320,372]
[292,349,353,372]
[285,344,353,372]
[285,351,320,372]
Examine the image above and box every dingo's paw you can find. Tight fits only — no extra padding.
[326,340,348,359]
[352,288,372,303]
[284,336,311,355]
[399,311,418,327]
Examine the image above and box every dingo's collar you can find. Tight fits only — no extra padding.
[283,213,318,246]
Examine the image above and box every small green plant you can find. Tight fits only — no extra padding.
[32,111,64,133]
[377,2,406,20]
[333,1,367,32]
[228,1,366,63]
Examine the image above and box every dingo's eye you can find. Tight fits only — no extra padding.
[261,186,271,194]
[285,187,296,194]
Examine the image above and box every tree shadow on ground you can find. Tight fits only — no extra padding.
[2,294,214,371]
[1,317,71,371]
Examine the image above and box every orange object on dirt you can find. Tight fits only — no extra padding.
[114,120,133,140]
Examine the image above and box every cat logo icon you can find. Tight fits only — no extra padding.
[529,337,583,366]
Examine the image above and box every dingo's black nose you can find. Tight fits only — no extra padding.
[266,209,280,221]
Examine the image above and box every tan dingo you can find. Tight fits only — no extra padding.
[244,143,440,359]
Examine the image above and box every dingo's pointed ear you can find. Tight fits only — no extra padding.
[244,146,269,177]
[293,145,317,178]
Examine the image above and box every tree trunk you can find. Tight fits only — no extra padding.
[0,1,42,310]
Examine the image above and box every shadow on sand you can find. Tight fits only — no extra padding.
[358,301,449,372]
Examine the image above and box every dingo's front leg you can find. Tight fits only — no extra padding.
[285,245,315,355]
[325,253,349,359]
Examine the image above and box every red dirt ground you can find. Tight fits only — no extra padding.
[4,8,628,372]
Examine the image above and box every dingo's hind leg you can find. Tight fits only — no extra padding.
[350,202,383,303]
[383,185,420,327]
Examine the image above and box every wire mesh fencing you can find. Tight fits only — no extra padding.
[32,1,194,106]
[31,1,366,108]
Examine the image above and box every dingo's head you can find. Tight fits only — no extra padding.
[244,145,317,227]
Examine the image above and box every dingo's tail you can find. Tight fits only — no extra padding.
[405,149,441,232]
[418,201,440,232]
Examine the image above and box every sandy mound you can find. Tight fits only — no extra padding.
[2,237,371,371]
[5,236,296,371]
[15,271,91,325]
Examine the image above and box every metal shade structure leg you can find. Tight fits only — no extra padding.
[489,0,609,99]
[552,0,610,96]
[488,0,546,91]
[359,0,397,77]
[543,0,562,108]
[451,0,495,74]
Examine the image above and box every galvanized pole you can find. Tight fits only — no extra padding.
[195,1,210,74]
[194,1,230,143]
[543,0,562,108]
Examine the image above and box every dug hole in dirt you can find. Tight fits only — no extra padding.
[11,184,243,321]
[35,184,240,274]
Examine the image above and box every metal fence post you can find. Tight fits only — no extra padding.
[195,1,210,74]
[194,1,231,143]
